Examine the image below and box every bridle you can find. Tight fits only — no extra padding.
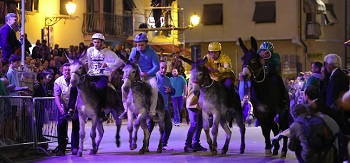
[192,67,215,88]
[244,64,266,83]
[72,69,87,85]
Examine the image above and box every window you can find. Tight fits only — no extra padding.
[18,0,39,12]
[123,0,136,12]
[252,1,276,23]
[202,4,223,25]
[322,3,338,25]
[104,0,113,13]
[60,0,69,15]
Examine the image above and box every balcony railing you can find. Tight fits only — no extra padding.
[82,12,133,39]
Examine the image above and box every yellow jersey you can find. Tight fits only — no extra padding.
[205,53,235,82]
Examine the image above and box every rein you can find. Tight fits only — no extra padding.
[193,76,214,88]
[245,65,265,83]
[72,71,87,85]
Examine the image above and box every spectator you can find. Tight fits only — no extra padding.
[32,71,53,149]
[0,13,22,60]
[23,33,32,56]
[288,104,315,162]
[323,54,349,110]
[238,72,251,101]
[7,54,21,96]
[304,61,323,93]
[184,77,207,152]
[53,63,79,156]
[170,68,187,126]
[148,60,175,150]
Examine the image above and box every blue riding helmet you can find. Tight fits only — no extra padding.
[258,41,274,59]
[134,33,148,43]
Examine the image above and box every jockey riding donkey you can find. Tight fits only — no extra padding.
[258,41,289,110]
[205,42,239,124]
[83,33,124,120]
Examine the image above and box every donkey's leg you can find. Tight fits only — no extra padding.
[111,110,122,147]
[139,119,150,154]
[271,121,280,156]
[278,109,290,157]
[219,114,231,155]
[202,111,213,152]
[210,111,220,156]
[259,114,273,156]
[156,114,165,153]
[233,112,246,154]
[92,117,104,155]
[131,110,146,151]
[77,109,86,157]
[127,110,136,150]
[89,116,98,155]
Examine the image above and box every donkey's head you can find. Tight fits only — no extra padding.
[67,49,88,87]
[120,51,142,92]
[180,56,211,94]
[239,37,264,82]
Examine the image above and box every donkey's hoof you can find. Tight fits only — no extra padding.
[77,152,82,157]
[239,149,245,154]
[272,149,278,155]
[139,149,145,154]
[130,144,137,150]
[116,139,121,147]
[265,149,272,157]
[89,149,97,155]
[157,148,162,153]
[280,151,287,158]
[221,149,227,155]
[211,150,217,156]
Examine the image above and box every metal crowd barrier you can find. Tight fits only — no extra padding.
[0,96,59,163]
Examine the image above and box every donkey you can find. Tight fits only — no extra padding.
[68,52,123,157]
[180,56,246,155]
[239,37,290,157]
[120,56,165,154]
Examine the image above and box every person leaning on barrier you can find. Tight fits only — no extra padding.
[53,63,79,156]
[32,72,53,150]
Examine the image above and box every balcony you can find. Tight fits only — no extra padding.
[82,12,133,40]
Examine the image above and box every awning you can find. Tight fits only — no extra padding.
[303,0,326,14]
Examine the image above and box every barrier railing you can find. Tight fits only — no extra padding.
[0,96,58,163]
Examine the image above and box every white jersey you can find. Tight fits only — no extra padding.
[85,47,123,77]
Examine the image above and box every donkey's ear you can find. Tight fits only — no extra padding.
[78,48,87,63]
[64,50,74,64]
[250,36,258,52]
[238,38,248,53]
[179,56,194,65]
[118,51,130,64]
[129,51,140,64]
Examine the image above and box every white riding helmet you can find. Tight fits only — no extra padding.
[92,33,105,41]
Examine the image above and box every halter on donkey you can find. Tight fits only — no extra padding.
[239,37,290,157]
[68,51,124,157]
[120,53,165,154]
[180,56,245,155]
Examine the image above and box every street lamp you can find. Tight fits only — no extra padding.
[190,12,200,27]
[45,0,78,26]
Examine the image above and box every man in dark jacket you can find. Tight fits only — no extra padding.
[0,13,22,59]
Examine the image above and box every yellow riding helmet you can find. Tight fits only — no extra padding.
[208,42,222,52]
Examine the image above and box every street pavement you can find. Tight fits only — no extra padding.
[27,120,297,163]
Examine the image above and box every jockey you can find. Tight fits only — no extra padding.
[205,42,236,115]
[258,41,288,110]
[85,33,123,120]
[129,33,160,122]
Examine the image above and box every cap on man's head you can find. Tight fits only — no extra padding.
[9,54,21,62]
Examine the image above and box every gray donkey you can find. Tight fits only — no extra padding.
[68,51,123,157]
[120,53,165,154]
